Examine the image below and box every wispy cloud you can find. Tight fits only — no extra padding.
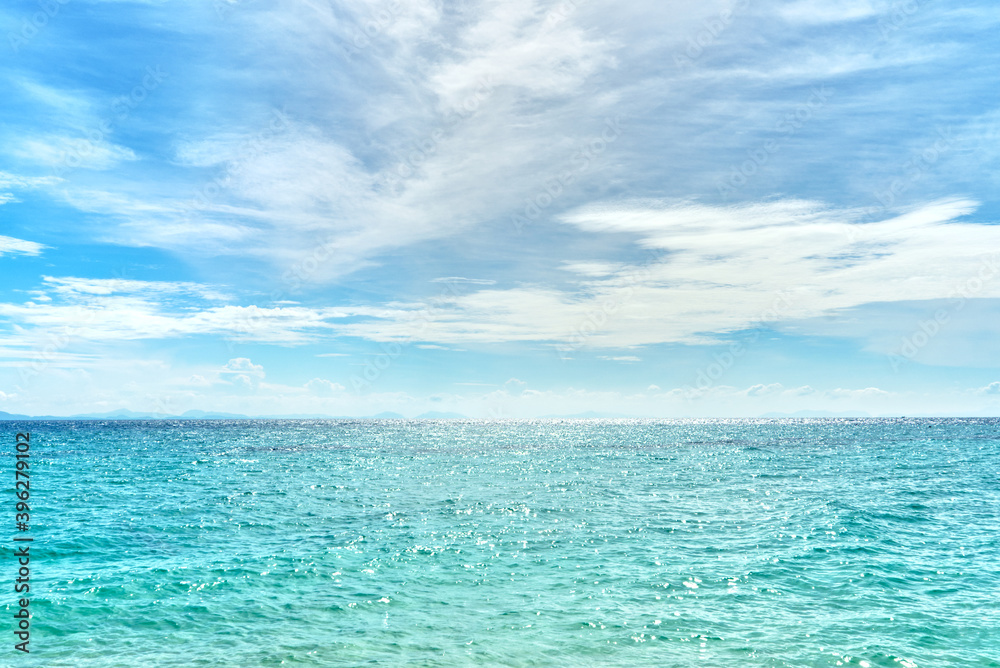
[0,235,47,257]
[431,277,497,285]
[0,170,61,207]
[40,276,231,301]
[329,198,1000,348]
[11,135,137,171]
[0,277,366,345]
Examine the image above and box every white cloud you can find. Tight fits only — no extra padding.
[221,358,265,378]
[304,378,345,395]
[35,0,625,281]
[826,387,891,400]
[0,171,62,210]
[0,301,341,344]
[562,262,623,277]
[426,0,614,109]
[0,277,375,345]
[40,276,230,301]
[0,172,61,190]
[13,80,93,117]
[745,383,783,397]
[325,198,1000,348]
[12,136,137,171]
[980,382,1000,395]
[0,236,47,257]
[503,378,528,395]
[231,374,255,389]
[4,198,995,355]
[431,277,497,285]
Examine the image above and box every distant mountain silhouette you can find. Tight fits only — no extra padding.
[0,411,35,420]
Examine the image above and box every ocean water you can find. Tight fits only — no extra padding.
[4,418,1000,667]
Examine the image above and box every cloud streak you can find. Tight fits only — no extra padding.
[0,235,47,257]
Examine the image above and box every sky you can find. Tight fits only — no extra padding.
[1,0,999,418]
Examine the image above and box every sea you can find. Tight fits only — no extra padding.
[3,418,999,667]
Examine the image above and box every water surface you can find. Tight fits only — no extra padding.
[6,418,999,666]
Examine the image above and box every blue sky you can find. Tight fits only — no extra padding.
[1,0,999,417]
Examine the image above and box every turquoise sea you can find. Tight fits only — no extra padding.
[4,418,999,667]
